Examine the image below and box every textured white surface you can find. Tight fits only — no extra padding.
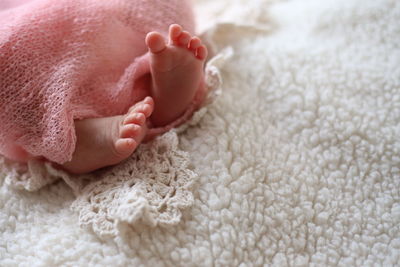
[1,0,400,266]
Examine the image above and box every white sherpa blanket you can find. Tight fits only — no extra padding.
[1,0,400,265]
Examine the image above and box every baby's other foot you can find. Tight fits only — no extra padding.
[61,97,154,174]
[145,24,207,127]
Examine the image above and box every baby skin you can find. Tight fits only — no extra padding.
[61,24,208,174]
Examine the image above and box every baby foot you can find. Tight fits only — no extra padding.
[61,97,154,174]
[145,24,208,127]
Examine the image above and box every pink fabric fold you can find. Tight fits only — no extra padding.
[0,0,197,164]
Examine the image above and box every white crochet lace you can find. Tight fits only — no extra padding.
[72,132,199,236]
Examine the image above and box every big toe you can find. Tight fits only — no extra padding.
[146,32,166,54]
[115,138,137,156]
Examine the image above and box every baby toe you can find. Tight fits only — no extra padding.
[196,45,208,60]
[120,124,141,139]
[146,32,166,54]
[136,104,153,118]
[169,24,183,45]
[178,31,191,47]
[115,138,137,155]
[141,97,154,117]
[127,98,154,118]
[143,96,154,106]
[189,37,202,52]
[124,113,146,126]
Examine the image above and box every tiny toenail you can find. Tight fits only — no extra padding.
[126,139,135,146]
[179,37,189,45]
[136,113,145,123]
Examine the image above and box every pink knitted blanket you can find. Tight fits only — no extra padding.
[0,0,195,164]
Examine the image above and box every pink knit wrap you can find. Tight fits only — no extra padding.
[0,0,197,164]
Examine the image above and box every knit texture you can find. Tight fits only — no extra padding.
[0,0,195,164]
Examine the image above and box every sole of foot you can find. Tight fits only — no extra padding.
[145,24,208,127]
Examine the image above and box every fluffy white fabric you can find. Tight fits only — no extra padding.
[1,0,400,266]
